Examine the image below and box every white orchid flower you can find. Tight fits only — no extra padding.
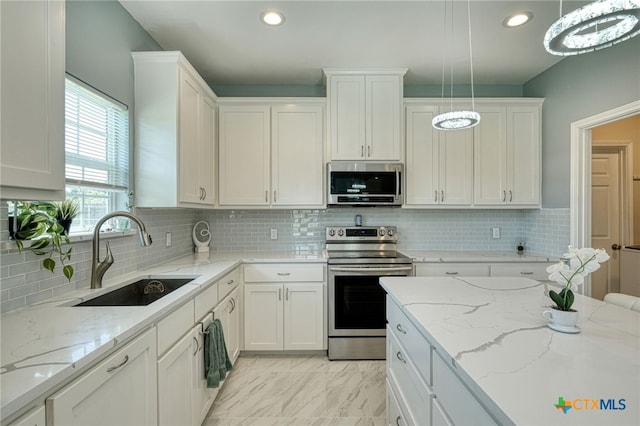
[546,262,569,273]
[595,249,610,263]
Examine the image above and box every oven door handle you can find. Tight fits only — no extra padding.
[329,266,413,273]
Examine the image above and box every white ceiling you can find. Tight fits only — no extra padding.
[119,0,590,87]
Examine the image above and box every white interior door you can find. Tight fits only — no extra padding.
[591,148,622,299]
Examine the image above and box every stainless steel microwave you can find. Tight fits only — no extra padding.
[327,162,403,207]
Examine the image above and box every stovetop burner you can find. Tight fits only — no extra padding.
[325,226,411,264]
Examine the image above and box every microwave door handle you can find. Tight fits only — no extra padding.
[395,168,400,199]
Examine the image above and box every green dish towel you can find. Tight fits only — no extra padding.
[204,318,233,388]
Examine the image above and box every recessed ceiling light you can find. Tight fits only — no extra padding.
[261,10,285,26]
[504,11,533,28]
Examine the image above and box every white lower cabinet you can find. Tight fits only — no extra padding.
[193,314,217,426]
[158,325,198,426]
[8,405,45,426]
[415,263,490,277]
[432,353,496,425]
[46,328,158,426]
[214,286,241,363]
[386,379,410,426]
[244,264,326,351]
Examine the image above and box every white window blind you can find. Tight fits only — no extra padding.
[64,76,130,232]
[65,77,129,191]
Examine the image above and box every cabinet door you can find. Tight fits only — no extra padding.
[366,75,402,161]
[216,288,241,363]
[474,106,508,205]
[193,314,218,426]
[219,105,271,205]
[227,287,242,362]
[272,104,324,207]
[244,284,283,350]
[46,329,157,426]
[405,105,440,206]
[328,75,366,160]
[178,68,202,204]
[8,406,45,426]
[199,95,216,205]
[158,327,196,426]
[284,283,325,350]
[439,129,473,205]
[508,106,540,206]
[0,0,65,200]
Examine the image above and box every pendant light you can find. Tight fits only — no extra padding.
[544,0,640,56]
[432,0,480,131]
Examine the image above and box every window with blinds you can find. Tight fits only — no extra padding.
[64,76,130,232]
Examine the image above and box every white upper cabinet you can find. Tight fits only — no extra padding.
[405,104,473,207]
[474,100,542,207]
[325,69,406,161]
[218,99,325,208]
[132,51,217,208]
[1,0,65,200]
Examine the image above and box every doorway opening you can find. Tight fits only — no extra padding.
[570,100,640,297]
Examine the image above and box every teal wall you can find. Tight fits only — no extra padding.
[66,0,161,109]
[524,36,640,208]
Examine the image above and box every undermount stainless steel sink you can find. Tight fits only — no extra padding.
[73,277,195,307]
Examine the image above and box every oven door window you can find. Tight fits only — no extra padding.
[334,275,387,329]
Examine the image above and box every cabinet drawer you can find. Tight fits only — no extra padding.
[386,379,412,426]
[157,300,195,356]
[244,263,324,283]
[387,296,431,385]
[195,282,218,321]
[387,331,432,424]
[416,263,490,277]
[9,405,45,426]
[490,263,552,281]
[432,352,496,426]
[218,268,240,301]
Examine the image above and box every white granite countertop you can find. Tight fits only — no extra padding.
[380,276,640,425]
[401,250,556,262]
[0,251,325,422]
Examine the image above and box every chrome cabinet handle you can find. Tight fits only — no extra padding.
[396,415,403,426]
[106,355,129,373]
[229,298,235,313]
[441,190,444,202]
[367,145,371,157]
[396,351,407,364]
[277,272,290,276]
[509,190,513,202]
[503,190,506,202]
[274,190,277,203]
[520,271,534,275]
[285,288,289,301]
[193,336,200,356]
[396,324,407,335]
[226,279,234,285]
[434,190,438,203]
[278,288,282,301]
[265,190,268,202]
[445,271,459,275]
[361,145,364,157]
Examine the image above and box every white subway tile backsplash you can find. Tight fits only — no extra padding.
[0,204,569,314]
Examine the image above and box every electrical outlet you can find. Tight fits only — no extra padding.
[166,232,172,247]
[492,227,500,239]
[271,228,278,240]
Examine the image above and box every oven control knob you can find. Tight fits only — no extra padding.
[338,229,344,237]
[387,229,394,236]
[379,229,385,236]
[328,229,335,237]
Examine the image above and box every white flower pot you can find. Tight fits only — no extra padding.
[543,308,580,333]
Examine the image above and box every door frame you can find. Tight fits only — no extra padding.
[570,100,640,296]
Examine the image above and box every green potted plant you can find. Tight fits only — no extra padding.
[12,201,74,281]
[55,199,80,235]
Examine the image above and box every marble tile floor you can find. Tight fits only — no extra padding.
[203,354,386,426]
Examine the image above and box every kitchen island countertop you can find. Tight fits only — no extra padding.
[380,276,640,425]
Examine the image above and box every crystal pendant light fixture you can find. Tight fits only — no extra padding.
[432,0,480,131]
[544,0,640,56]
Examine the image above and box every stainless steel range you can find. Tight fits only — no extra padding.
[326,226,413,360]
